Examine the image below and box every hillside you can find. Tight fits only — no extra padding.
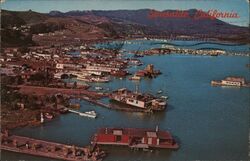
[1,9,249,48]
[50,9,249,42]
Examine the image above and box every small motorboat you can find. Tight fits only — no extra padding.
[44,113,54,119]
[95,86,103,90]
[79,110,97,118]
[160,95,169,99]
[157,90,163,94]
[129,75,141,81]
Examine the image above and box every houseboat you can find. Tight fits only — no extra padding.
[211,76,249,87]
[91,127,179,150]
[109,88,167,111]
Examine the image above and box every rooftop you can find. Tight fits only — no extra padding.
[98,128,173,139]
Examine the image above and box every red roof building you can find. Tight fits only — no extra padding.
[92,127,179,149]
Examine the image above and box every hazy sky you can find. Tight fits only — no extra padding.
[1,0,249,26]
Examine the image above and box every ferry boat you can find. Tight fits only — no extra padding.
[109,88,167,111]
[92,127,179,150]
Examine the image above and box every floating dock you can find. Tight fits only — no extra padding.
[1,131,105,161]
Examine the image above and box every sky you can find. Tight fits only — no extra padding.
[1,0,249,27]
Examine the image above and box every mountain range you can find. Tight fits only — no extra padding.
[1,9,249,47]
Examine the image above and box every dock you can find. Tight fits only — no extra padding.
[78,96,152,113]
[1,131,105,161]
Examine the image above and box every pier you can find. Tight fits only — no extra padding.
[1,131,105,161]
[78,96,152,113]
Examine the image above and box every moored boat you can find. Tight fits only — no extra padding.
[109,88,167,111]
[44,113,54,119]
[80,111,97,118]
[129,75,141,81]
[157,90,163,94]
[91,127,179,150]
[95,86,103,90]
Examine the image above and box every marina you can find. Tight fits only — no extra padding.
[2,47,249,161]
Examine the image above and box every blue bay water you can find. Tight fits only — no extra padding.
[1,41,250,161]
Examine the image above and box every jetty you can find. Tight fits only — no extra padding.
[1,130,105,161]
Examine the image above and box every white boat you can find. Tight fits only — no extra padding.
[67,109,97,118]
[157,90,163,94]
[91,77,110,83]
[129,75,141,81]
[79,111,97,118]
[160,96,169,99]
[95,86,103,90]
[54,73,62,79]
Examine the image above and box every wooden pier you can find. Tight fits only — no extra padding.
[1,131,105,161]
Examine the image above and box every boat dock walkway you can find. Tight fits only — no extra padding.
[1,131,105,161]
